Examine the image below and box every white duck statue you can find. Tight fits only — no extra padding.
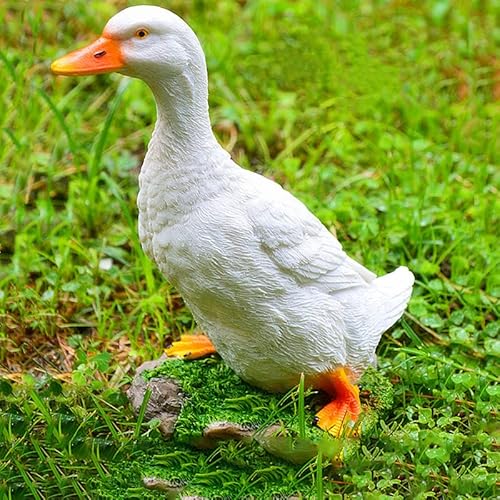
[52,5,414,436]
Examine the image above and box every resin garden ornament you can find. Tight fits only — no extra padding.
[52,5,414,437]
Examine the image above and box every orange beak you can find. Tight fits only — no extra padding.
[51,36,124,76]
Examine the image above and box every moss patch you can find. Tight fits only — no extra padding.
[146,357,393,442]
[93,357,393,498]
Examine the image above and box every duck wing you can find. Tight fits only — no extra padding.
[245,172,375,292]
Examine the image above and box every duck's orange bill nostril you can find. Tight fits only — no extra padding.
[51,37,124,76]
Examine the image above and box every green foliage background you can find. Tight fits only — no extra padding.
[0,0,498,498]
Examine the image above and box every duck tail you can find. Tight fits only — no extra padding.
[373,266,414,333]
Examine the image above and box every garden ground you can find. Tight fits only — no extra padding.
[0,0,498,497]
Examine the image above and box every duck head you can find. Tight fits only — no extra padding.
[52,5,216,161]
[51,5,206,86]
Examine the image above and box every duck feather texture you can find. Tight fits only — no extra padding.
[138,121,413,392]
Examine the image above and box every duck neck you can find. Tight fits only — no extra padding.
[145,68,219,167]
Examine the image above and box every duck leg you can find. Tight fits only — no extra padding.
[313,367,361,437]
[165,334,217,360]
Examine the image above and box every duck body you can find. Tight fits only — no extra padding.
[52,4,414,433]
[138,128,413,391]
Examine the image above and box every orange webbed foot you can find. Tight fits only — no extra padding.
[313,367,361,437]
[165,334,216,360]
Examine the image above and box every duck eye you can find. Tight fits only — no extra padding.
[135,28,149,39]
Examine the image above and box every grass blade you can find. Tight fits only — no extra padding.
[89,78,129,181]
[315,448,323,500]
[38,88,77,155]
[298,372,305,439]
[13,459,42,500]
[134,387,152,440]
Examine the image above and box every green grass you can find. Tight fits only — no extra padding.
[0,0,499,497]
[0,358,392,498]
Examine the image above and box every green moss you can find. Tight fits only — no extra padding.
[146,358,393,441]
[146,357,322,443]
[359,365,394,413]
[93,439,316,498]
[92,357,394,498]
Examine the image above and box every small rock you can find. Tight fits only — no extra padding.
[127,358,184,439]
[136,355,168,375]
[254,425,319,465]
[195,421,255,448]
[142,477,184,498]
[204,421,254,441]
